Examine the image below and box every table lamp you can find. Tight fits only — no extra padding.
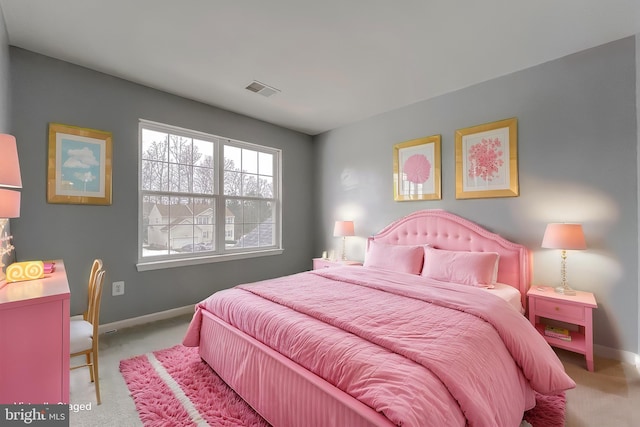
[0,134,22,278]
[333,220,355,261]
[541,223,586,295]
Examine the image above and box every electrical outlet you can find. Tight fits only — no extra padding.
[112,281,125,296]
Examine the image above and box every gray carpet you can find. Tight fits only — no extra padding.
[69,314,640,426]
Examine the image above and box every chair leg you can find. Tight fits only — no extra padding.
[86,353,94,382]
[93,350,101,405]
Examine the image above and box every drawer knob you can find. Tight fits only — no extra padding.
[555,306,560,311]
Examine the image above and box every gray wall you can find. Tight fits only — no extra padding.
[0,8,9,130]
[637,33,640,356]
[10,48,315,324]
[314,37,638,354]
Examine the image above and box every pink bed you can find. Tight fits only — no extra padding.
[183,210,575,427]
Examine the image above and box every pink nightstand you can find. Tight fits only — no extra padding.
[312,258,362,270]
[527,286,597,371]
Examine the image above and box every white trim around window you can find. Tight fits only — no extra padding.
[136,119,282,271]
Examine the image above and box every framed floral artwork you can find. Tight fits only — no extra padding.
[47,123,113,205]
[393,135,441,201]
[455,118,518,199]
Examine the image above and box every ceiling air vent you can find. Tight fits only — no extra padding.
[245,80,280,98]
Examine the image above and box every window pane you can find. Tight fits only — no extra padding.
[193,139,214,167]
[193,198,214,224]
[168,197,191,252]
[167,197,206,252]
[193,166,214,194]
[244,200,259,223]
[198,225,214,251]
[224,171,241,196]
[141,160,168,191]
[258,200,276,247]
[258,152,273,176]
[169,164,192,193]
[260,201,275,223]
[241,224,260,248]
[142,129,168,161]
[224,200,242,248]
[225,198,276,249]
[257,223,276,247]
[242,174,258,197]
[236,222,274,248]
[257,176,273,198]
[194,198,215,251]
[242,149,258,174]
[224,146,241,171]
[143,195,171,257]
[169,135,193,164]
[225,199,241,247]
[145,225,170,256]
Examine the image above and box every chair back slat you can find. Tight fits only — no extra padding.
[89,269,105,338]
[86,259,103,321]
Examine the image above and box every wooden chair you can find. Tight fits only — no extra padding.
[72,259,103,379]
[70,268,106,405]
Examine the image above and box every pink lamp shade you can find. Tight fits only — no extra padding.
[0,188,20,218]
[0,134,22,189]
[333,220,355,237]
[541,223,586,250]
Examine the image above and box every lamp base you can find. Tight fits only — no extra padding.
[555,286,576,296]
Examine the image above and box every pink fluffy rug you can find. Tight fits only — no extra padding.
[523,391,567,427]
[120,345,267,426]
[120,345,565,427]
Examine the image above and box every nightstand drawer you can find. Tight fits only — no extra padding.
[312,258,362,270]
[535,298,585,323]
[313,259,334,269]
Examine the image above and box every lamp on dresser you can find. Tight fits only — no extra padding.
[541,222,587,296]
[0,134,22,279]
[333,220,355,261]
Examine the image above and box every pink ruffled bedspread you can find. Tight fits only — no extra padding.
[184,267,575,427]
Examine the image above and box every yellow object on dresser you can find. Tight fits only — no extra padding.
[5,260,44,282]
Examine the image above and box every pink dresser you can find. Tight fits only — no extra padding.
[0,260,70,404]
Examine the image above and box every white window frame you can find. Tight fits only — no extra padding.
[136,119,282,271]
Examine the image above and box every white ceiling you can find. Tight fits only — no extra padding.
[1,1,638,135]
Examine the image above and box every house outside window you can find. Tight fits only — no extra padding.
[137,120,281,270]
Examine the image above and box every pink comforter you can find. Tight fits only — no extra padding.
[184,267,575,427]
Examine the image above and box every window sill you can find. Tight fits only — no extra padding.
[136,248,284,272]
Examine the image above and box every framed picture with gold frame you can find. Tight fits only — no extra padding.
[455,117,518,199]
[47,123,113,205]
[393,134,441,201]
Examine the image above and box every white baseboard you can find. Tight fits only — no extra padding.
[594,344,640,371]
[98,304,195,335]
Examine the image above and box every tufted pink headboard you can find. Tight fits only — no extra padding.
[370,209,531,307]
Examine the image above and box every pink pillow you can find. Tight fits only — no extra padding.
[421,247,499,287]
[363,241,424,274]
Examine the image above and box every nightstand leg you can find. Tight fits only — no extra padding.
[585,312,594,372]
[586,357,594,372]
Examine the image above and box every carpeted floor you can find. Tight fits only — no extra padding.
[69,313,640,426]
